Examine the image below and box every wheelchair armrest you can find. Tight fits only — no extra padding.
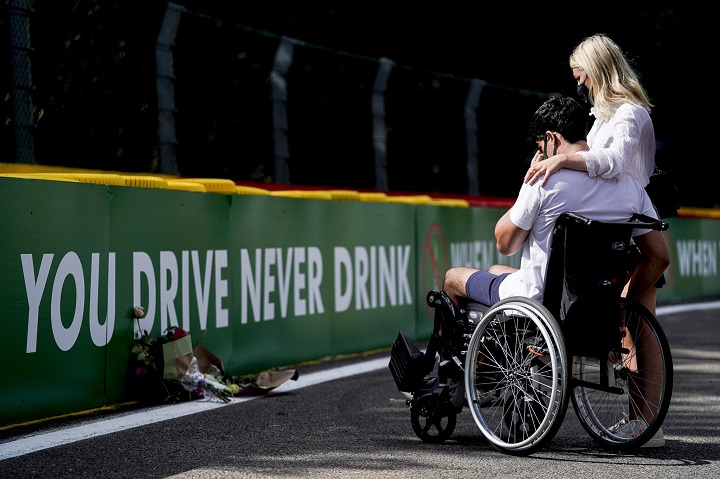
[559,211,594,227]
[559,212,669,232]
[630,213,670,232]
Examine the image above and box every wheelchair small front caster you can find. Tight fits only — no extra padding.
[410,393,457,444]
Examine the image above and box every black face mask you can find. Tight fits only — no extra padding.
[577,82,590,104]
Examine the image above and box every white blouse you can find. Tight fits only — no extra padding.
[579,103,656,186]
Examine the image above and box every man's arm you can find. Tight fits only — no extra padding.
[495,209,530,256]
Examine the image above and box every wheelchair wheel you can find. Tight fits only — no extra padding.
[410,394,457,444]
[571,298,673,450]
[464,297,570,455]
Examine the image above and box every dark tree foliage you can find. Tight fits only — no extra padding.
[2,0,164,172]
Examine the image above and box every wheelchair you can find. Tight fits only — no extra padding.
[389,212,673,455]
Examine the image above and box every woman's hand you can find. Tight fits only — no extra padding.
[524,150,544,184]
[524,153,566,186]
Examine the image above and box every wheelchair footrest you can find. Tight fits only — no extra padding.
[389,331,427,392]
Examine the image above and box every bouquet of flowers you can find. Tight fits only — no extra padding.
[130,305,236,403]
[130,305,298,404]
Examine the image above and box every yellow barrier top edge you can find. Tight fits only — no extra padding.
[165,180,207,192]
[271,190,333,200]
[677,207,720,219]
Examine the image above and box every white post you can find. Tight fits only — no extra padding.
[271,37,294,184]
[372,57,394,191]
[156,2,184,175]
[464,79,486,195]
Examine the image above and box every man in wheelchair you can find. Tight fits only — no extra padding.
[390,95,671,452]
[440,95,670,447]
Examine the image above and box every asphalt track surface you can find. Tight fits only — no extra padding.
[1,301,719,479]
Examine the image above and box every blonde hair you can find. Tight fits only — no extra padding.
[569,34,653,119]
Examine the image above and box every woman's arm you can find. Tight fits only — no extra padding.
[525,104,652,186]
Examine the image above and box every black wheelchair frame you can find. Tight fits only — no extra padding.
[389,212,673,455]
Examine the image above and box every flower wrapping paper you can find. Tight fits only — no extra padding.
[162,335,193,380]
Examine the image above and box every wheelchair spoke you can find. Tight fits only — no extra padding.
[570,299,672,450]
[464,297,569,455]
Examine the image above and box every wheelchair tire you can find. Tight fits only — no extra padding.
[410,394,457,444]
[570,298,673,450]
[464,297,570,456]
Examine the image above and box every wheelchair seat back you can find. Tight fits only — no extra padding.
[541,212,642,356]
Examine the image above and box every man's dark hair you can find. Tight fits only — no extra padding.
[527,95,589,144]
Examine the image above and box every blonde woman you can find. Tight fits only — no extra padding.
[525,33,655,187]
[525,34,666,309]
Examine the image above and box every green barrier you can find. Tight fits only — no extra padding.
[0,178,418,425]
[1,179,111,425]
[659,217,720,303]
[226,195,417,373]
[414,206,521,338]
[0,176,718,427]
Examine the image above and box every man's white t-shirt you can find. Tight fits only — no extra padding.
[497,168,658,301]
